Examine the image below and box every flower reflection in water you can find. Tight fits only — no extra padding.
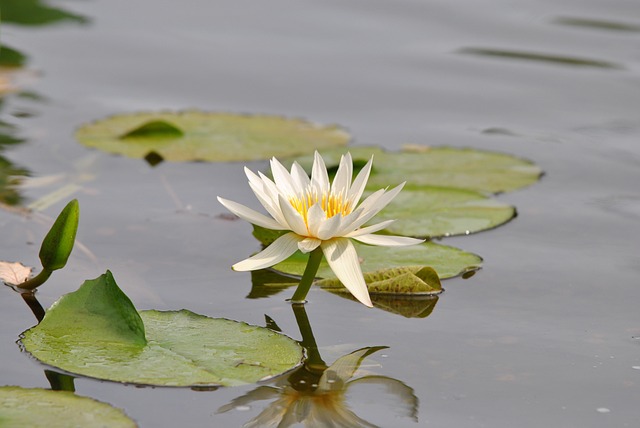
[218,304,418,427]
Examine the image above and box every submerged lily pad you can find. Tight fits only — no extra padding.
[271,241,482,280]
[0,386,135,427]
[75,111,350,162]
[373,187,516,238]
[21,271,303,387]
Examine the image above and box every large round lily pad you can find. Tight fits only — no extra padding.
[75,111,350,162]
[271,241,482,280]
[286,145,542,194]
[374,187,516,238]
[0,386,135,427]
[20,271,303,387]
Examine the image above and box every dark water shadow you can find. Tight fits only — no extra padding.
[457,47,622,69]
[553,17,640,33]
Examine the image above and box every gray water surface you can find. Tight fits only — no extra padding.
[2,0,640,426]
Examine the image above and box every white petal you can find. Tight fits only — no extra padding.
[306,203,326,237]
[244,167,264,190]
[347,155,373,206]
[232,232,302,271]
[333,207,365,236]
[248,181,287,226]
[270,157,297,197]
[217,197,287,230]
[290,161,311,189]
[352,234,425,246]
[238,169,286,224]
[316,213,344,240]
[345,219,396,237]
[348,183,405,231]
[340,189,385,232]
[311,151,330,195]
[298,237,321,253]
[331,153,353,197]
[278,194,309,236]
[364,182,405,215]
[321,238,372,307]
[257,172,283,202]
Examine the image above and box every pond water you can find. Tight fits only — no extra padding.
[2,0,640,426]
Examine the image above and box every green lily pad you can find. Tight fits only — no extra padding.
[75,111,350,162]
[21,271,303,387]
[271,241,482,280]
[286,145,542,194]
[373,187,516,238]
[0,386,135,427]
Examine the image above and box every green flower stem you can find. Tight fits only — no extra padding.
[290,247,323,304]
[17,269,53,291]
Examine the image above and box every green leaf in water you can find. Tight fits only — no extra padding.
[271,241,481,280]
[21,271,303,387]
[31,270,146,346]
[372,187,516,238]
[284,145,542,194]
[318,266,442,295]
[0,386,135,428]
[75,111,350,162]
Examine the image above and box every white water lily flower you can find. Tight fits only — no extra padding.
[217,152,424,307]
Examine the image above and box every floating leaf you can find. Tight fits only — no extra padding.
[39,199,79,271]
[21,272,303,387]
[285,145,542,194]
[318,266,442,295]
[75,111,350,162]
[0,261,32,286]
[372,187,516,238]
[271,241,482,280]
[0,386,135,427]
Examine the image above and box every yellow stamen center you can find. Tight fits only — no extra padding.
[289,189,352,229]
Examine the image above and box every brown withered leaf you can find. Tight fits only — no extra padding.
[0,261,33,286]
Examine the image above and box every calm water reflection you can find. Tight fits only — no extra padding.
[218,304,417,427]
[2,0,640,427]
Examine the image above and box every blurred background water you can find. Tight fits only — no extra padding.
[1,0,639,426]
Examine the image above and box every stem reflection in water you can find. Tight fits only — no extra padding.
[218,304,418,427]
